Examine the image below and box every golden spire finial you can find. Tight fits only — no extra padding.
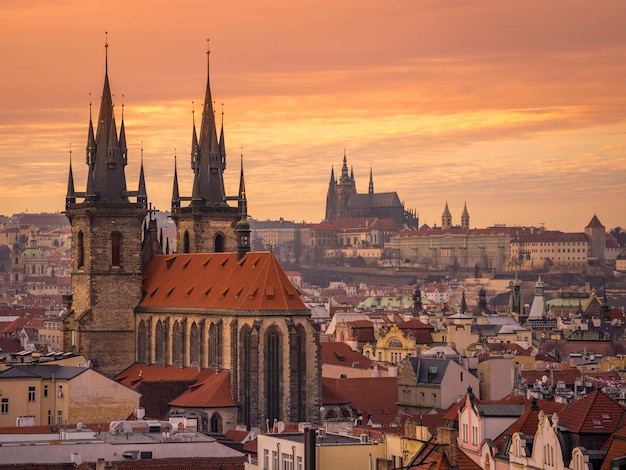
[69,143,72,162]
[206,38,210,55]
[104,31,108,48]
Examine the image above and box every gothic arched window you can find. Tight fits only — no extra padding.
[111,232,121,267]
[172,321,183,366]
[265,326,282,424]
[189,322,200,367]
[240,325,252,427]
[155,320,166,365]
[209,412,222,433]
[209,322,221,369]
[215,233,225,253]
[137,320,148,364]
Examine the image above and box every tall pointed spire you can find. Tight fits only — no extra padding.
[340,149,350,182]
[87,33,129,202]
[219,103,226,163]
[171,152,180,209]
[137,143,147,207]
[442,201,452,229]
[368,165,374,195]
[190,103,199,171]
[236,150,250,261]
[237,149,248,217]
[66,146,76,206]
[119,97,128,166]
[329,165,335,184]
[86,98,96,165]
[461,201,470,230]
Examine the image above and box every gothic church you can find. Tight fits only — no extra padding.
[325,151,418,228]
[62,42,321,431]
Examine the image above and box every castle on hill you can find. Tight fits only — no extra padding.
[325,151,418,228]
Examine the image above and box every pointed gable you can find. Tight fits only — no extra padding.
[586,215,605,229]
[139,252,307,312]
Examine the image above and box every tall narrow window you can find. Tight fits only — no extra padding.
[209,322,221,368]
[266,327,282,424]
[172,321,183,366]
[240,326,252,427]
[215,233,225,252]
[189,322,200,367]
[137,320,148,364]
[1,398,8,414]
[28,386,36,402]
[77,230,84,268]
[183,231,190,253]
[209,412,222,433]
[111,232,121,267]
[155,320,166,365]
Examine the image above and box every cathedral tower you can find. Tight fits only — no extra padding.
[324,150,357,221]
[62,40,148,376]
[441,202,452,230]
[171,45,241,253]
[461,202,470,230]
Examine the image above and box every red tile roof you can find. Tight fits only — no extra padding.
[321,342,373,369]
[115,364,221,419]
[139,252,306,312]
[115,363,210,389]
[600,424,626,470]
[322,377,398,416]
[559,390,626,434]
[493,398,567,448]
[169,370,235,408]
[225,429,251,443]
[586,215,605,229]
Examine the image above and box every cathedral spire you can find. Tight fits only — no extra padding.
[340,149,350,182]
[238,149,247,217]
[119,98,128,166]
[171,153,180,209]
[187,40,227,206]
[86,98,96,166]
[329,165,335,184]
[88,34,129,202]
[235,151,251,261]
[368,165,374,195]
[190,103,199,171]
[66,146,75,206]
[137,143,147,207]
[219,103,226,163]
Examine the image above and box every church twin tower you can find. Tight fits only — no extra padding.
[62,42,249,374]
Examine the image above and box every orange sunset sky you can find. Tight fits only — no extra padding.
[1,0,625,232]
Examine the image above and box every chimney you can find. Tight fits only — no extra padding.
[437,427,458,468]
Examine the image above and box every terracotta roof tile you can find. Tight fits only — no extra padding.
[322,376,398,416]
[169,370,235,408]
[321,342,373,369]
[558,390,626,434]
[139,253,307,312]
